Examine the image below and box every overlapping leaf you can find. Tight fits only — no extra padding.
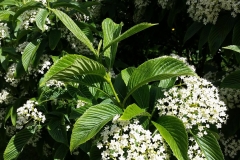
[152,116,188,160]
[124,56,196,104]
[50,9,96,55]
[35,9,49,31]
[70,103,122,151]
[191,129,224,160]
[221,70,240,89]
[119,103,150,120]
[40,54,107,86]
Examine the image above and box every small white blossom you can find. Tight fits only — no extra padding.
[220,133,240,158]
[97,115,170,160]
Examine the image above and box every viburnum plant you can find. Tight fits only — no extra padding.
[0,0,229,160]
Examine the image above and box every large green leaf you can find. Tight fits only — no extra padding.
[191,129,224,160]
[221,70,240,89]
[54,144,68,160]
[132,85,150,109]
[47,119,68,146]
[0,11,14,21]
[184,22,203,43]
[49,29,61,50]
[152,116,188,160]
[223,45,240,53]
[158,77,177,88]
[102,18,122,69]
[4,127,35,160]
[0,0,21,6]
[102,22,157,53]
[123,56,196,105]
[40,54,107,86]
[208,15,235,55]
[22,40,41,72]
[198,24,212,50]
[232,20,240,64]
[35,8,49,32]
[50,8,96,55]
[51,1,99,16]
[121,67,135,86]
[119,103,150,120]
[70,103,123,152]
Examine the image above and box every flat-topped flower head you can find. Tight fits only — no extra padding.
[156,76,228,137]
[97,115,170,160]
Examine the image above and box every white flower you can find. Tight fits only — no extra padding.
[76,100,85,108]
[16,100,46,129]
[156,75,228,137]
[97,116,170,160]
[220,133,240,159]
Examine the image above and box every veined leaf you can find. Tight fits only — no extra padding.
[191,129,224,160]
[223,45,240,53]
[208,15,235,55]
[0,0,21,6]
[4,128,35,160]
[0,11,15,21]
[119,103,150,120]
[232,20,240,64]
[50,8,96,55]
[121,67,135,86]
[35,8,49,31]
[70,104,122,152]
[51,1,99,16]
[47,119,68,146]
[22,40,41,72]
[102,18,122,69]
[13,1,44,21]
[103,22,157,53]
[123,56,196,105]
[221,70,240,89]
[40,54,107,86]
[158,77,177,88]
[49,30,61,50]
[152,116,188,160]
[132,85,150,109]
[54,144,68,160]
[198,24,211,50]
[184,22,203,44]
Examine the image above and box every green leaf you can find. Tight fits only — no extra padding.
[47,119,68,146]
[13,1,44,21]
[184,22,203,43]
[123,56,196,105]
[103,22,157,53]
[0,0,21,6]
[198,24,212,50]
[50,8,96,55]
[51,1,94,16]
[70,103,122,152]
[191,129,224,160]
[132,85,150,109]
[35,8,49,31]
[208,15,235,55]
[223,45,240,53]
[40,54,107,86]
[221,70,240,89]
[121,67,135,86]
[22,40,41,72]
[4,127,35,160]
[102,18,122,69]
[119,103,150,120]
[49,30,61,50]
[158,77,177,88]
[232,20,240,64]
[54,144,68,160]
[0,11,14,21]
[152,116,188,160]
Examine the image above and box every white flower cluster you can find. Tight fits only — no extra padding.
[74,13,90,22]
[156,76,228,137]
[16,41,29,54]
[76,100,85,108]
[97,115,170,160]
[28,54,52,76]
[16,100,46,129]
[0,22,9,46]
[5,63,21,87]
[0,89,11,104]
[46,79,65,88]
[220,133,240,158]
[134,0,150,7]
[188,136,206,159]
[157,0,240,24]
